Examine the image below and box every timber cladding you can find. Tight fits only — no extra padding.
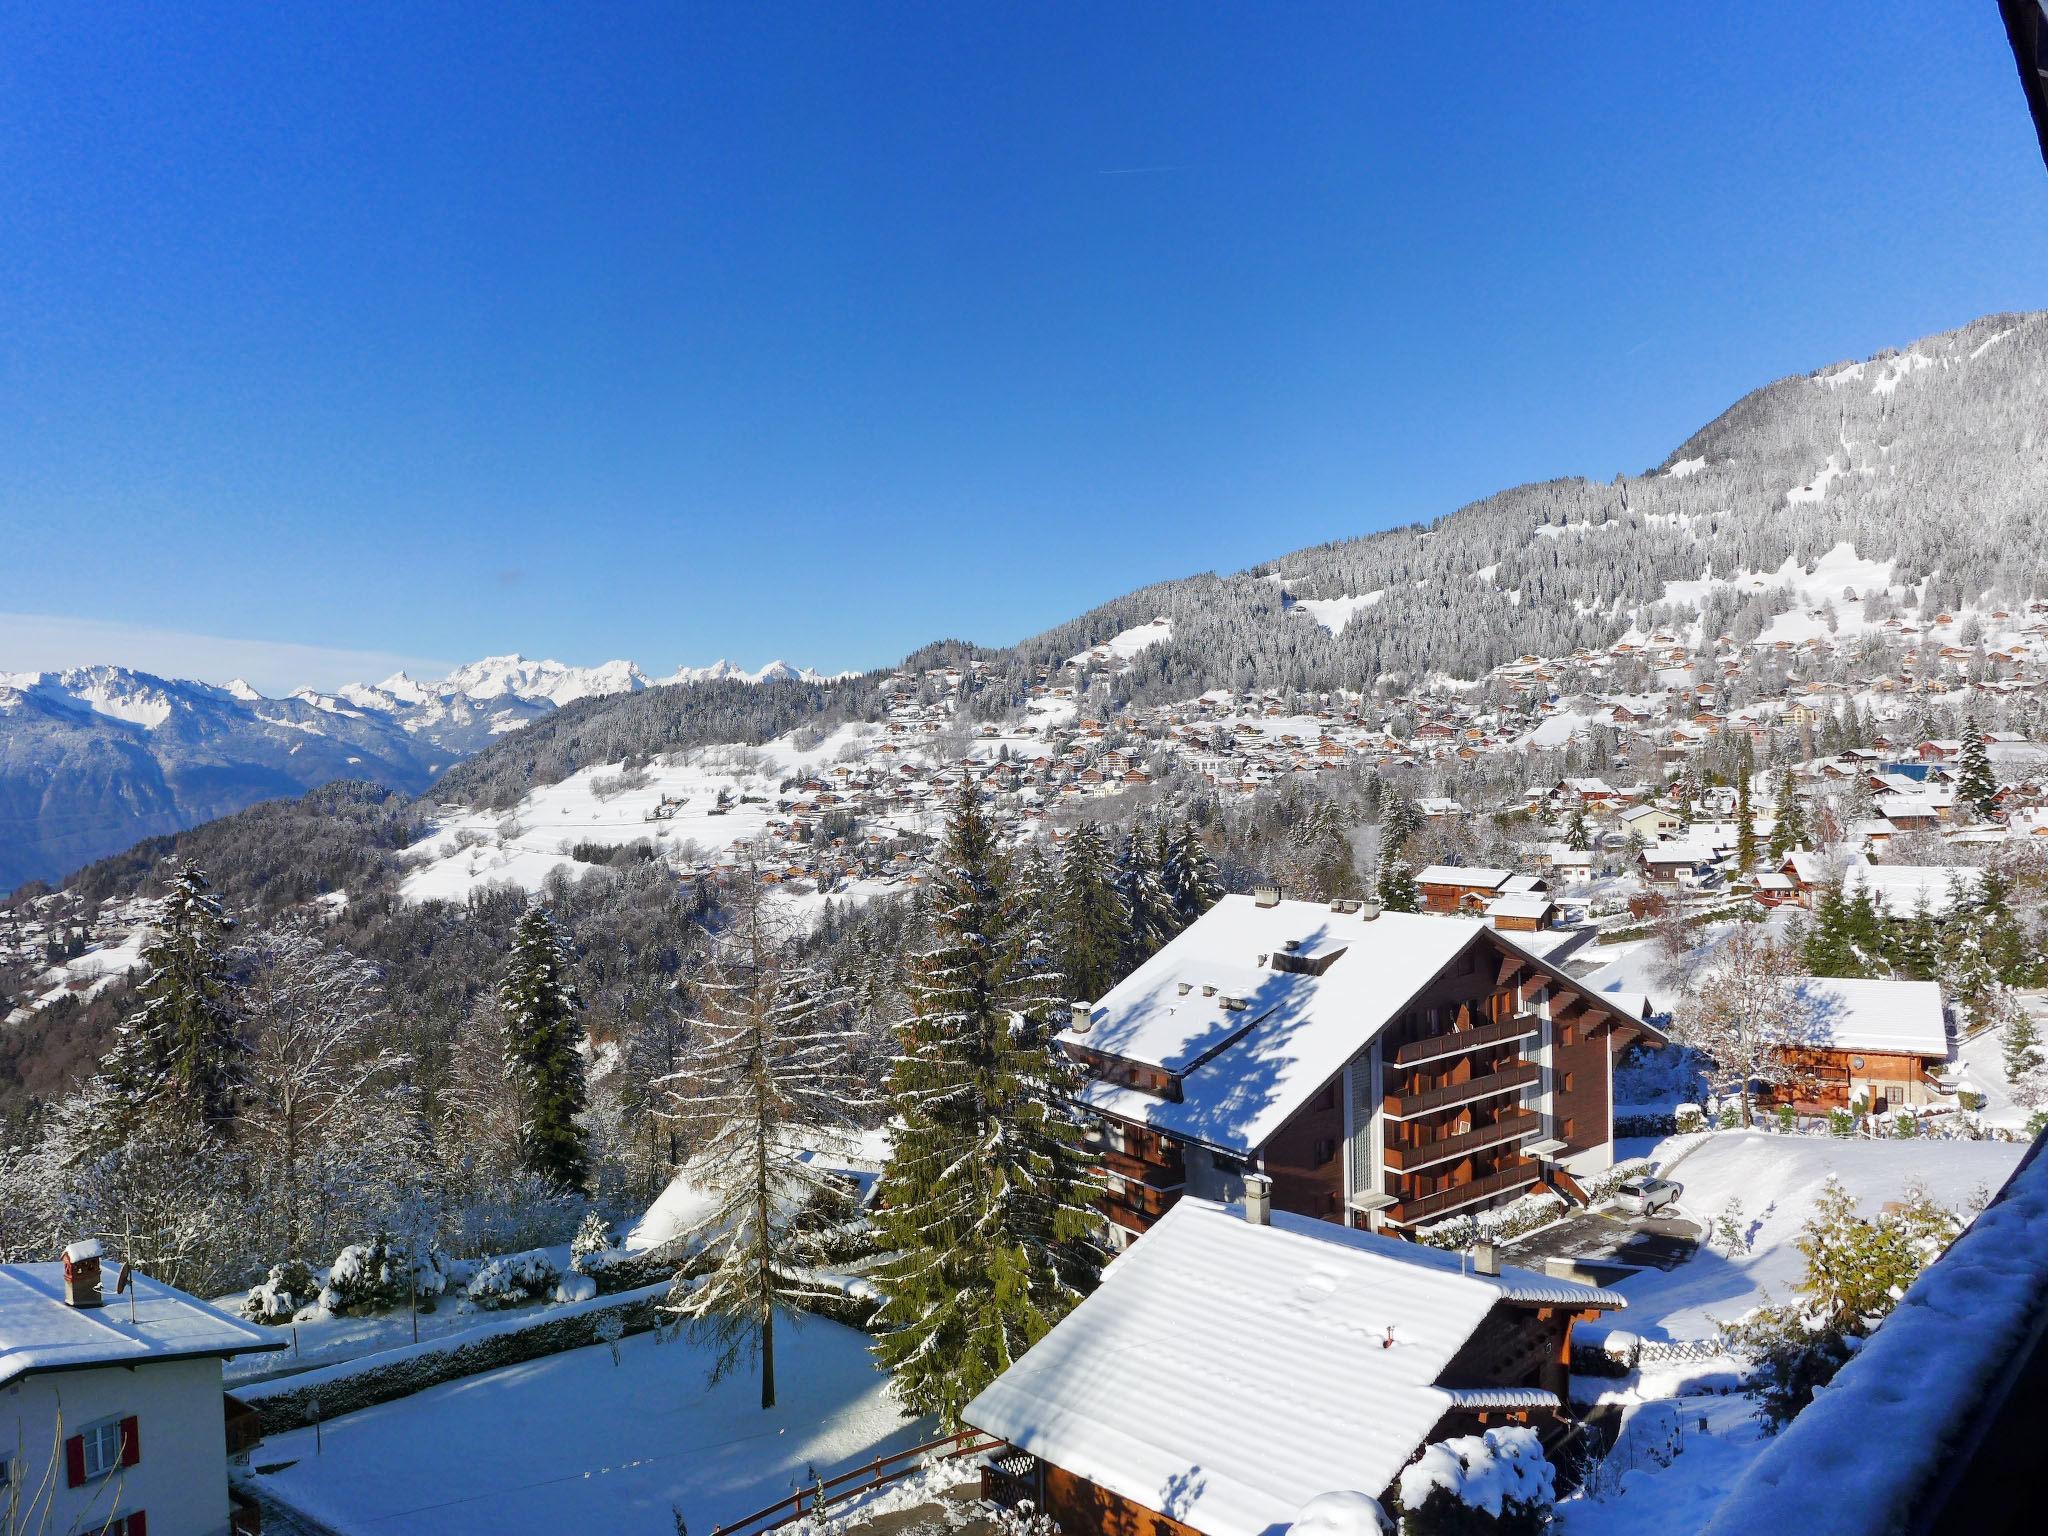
[1043,1464,1207,1536]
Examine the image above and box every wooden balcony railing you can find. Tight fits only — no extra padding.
[1384,1062,1541,1120]
[1100,1177,1182,1234]
[1383,1161,1542,1227]
[1389,1014,1541,1068]
[1383,1109,1542,1172]
[1100,1143,1185,1186]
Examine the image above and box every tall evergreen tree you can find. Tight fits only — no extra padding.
[1563,804,1592,853]
[102,861,246,1137]
[870,784,1100,1428]
[1376,850,1420,913]
[1734,761,1759,878]
[1114,828,1177,971]
[498,905,590,1191]
[1769,769,1807,861]
[1056,822,1124,1003]
[1162,819,1224,927]
[1801,881,1870,979]
[1958,717,1998,817]
[662,877,868,1409]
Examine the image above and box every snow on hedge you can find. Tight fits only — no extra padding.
[1397,1426,1554,1518]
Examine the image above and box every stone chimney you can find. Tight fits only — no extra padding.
[62,1239,104,1308]
[1069,1001,1093,1034]
[1472,1239,1500,1277]
[1243,1174,1272,1226]
[1253,885,1280,908]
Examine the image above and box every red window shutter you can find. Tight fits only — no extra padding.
[120,1416,141,1467]
[127,1512,148,1536]
[65,1434,86,1487]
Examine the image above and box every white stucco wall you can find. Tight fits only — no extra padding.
[2,1355,230,1536]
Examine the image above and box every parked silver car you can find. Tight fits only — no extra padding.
[1610,1175,1682,1216]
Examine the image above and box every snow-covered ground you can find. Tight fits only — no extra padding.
[1294,592,1384,635]
[1556,1130,2027,1533]
[1605,1131,2021,1343]
[250,1313,927,1536]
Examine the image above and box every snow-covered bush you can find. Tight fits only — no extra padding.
[325,1239,413,1314]
[1674,1103,1706,1134]
[1291,1491,1393,1536]
[570,1211,615,1267]
[240,1259,318,1325]
[1395,1427,1554,1535]
[1583,1160,1655,1205]
[1722,1175,1964,1427]
[1416,1190,1564,1250]
[554,1271,598,1304]
[990,1500,1067,1536]
[465,1248,562,1309]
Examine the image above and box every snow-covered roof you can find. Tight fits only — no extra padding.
[1840,862,1982,918]
[1484,894,1554,920]
[1066,896,1658,1153]
[963,1200,1621,1536]
[1414,866,1511,890]
[0,1262,285,1387]
[1791,976,1949,1060]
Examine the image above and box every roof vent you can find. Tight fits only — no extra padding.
[1282,938,1302,953]
[61,1239,104,1309]
[1357,901,1384,921]
[1202,984,1218,998]
[1219,995,1247,1012]
[1176,981,1193,996]
[1069,1001,1093,1034]
[1253,885,1280,908]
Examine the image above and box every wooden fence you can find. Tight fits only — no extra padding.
[708,1429,1005,1536]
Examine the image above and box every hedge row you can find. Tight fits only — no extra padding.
[240,1277,887,1438]
[241,1285,671,1435]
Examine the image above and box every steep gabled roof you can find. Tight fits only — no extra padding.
[964,1200,1621,1536]
[1063,896,1660,1154]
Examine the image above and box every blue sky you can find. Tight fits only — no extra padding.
[4,3,2045,692]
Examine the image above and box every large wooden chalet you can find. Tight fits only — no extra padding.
[1060,893,1665,1243]
[965,1195,1629,1536]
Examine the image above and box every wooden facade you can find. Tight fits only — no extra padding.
[1073,924,1653,1242]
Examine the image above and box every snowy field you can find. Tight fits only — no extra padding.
[250,1313,927,1536]
[1606,1130,2021,1342]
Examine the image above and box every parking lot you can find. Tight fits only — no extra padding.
[1502,1205,1702,1275]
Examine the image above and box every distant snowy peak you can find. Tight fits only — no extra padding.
[436,654,651,707]
[0,666,182,730]
[657,658,851,687]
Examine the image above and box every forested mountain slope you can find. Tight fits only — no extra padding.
[437,310,2048,811]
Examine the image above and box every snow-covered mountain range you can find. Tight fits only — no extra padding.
[9,308,2047,893]
[0,654,845,891]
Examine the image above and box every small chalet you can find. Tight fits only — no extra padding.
[1414,867,1548,915]
[1061,894,1664,1241]
[1769,976,1952,1115]
[0,1244,284,1536]
[966,1195,1628,1536]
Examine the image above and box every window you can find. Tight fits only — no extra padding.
[1313,1137,1339,1167]
[83,1420,125,1479]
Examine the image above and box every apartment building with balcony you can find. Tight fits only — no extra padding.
[1060,892,1664,1241]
